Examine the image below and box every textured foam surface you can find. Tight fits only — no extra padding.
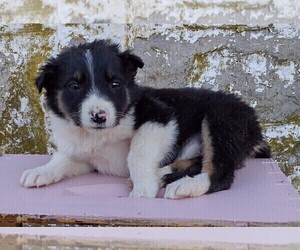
[0,154,299,225]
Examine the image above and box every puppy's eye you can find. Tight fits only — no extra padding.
[111,81,121,88]
[68,81,80,91]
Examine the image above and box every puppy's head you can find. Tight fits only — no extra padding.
[36,40,144,130]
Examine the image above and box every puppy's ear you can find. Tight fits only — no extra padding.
[35,59,58,93]
[119,50,144,78]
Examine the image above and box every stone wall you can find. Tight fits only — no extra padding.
[1,0,300,25]
[0,1,299,191]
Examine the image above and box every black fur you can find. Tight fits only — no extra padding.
[134,88,271,193]
[36,39,271,195]
[162,156,204,185]
[37,40,143,127]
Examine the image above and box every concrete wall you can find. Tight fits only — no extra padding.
[0,1,299,191]
[1,0,300,25]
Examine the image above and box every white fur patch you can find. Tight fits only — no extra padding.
[128,165,173,190]
[176,133,202,160]
[54,108,134,177]
[128,120,178,198]
[158,165,172,188]
[159,165,172,177]
[85,50,95,90]
[20,107,136,187]
[164,173,210,199]
[20,152,93,188]
[80,93,117,128]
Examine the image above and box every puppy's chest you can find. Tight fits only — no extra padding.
[76,140,131,177]
[54,128,131,177]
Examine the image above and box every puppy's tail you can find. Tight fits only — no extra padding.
[250,140,271,158]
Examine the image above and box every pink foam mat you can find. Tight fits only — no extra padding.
[0,154,299,226]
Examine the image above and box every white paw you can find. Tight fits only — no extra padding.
[157,165,172,188]
[164,174,210,199]
[129,182,159,198]
[20,166,60,188]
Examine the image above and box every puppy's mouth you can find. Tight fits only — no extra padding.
[70,118,107,130]
[92,125,106,130]
[85,121,119,131]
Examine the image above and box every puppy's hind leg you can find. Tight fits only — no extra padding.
[164,172,210,199]
[162,156,211,199]
[164,118,215,199]
[203,117,238,194]
[164,117,235,199]
[160,156,203,187]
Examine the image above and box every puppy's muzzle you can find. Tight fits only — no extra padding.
[90,110,107,124]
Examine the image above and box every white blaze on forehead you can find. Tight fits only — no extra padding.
[85,49,95,89]
[81,93,116,128]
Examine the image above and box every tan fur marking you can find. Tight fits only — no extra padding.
[74,71,81,81]
[106,69,113,80]
[169,159,193,171]
[56,91,66,116]
[201,118,214,176]
[126,88,131,108]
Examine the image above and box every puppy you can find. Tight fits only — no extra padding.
[20,39,271,199]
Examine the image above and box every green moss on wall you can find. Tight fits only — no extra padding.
[0,24,55,154]
[291,177,300,193]
[260,113,300,128]
[187,54,208,85]
[181,24,211,32]
[225,83,233,93]
[269,137,300,155]
[254,109,300,193]
[285,113,300,125]
[65,0,79,4]
[182,24,269,33]
[1,0,55,23]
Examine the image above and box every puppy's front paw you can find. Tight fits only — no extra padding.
[129,182,159,198]
[20,166,60,188]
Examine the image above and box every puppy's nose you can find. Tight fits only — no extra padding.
[90,110,106,124]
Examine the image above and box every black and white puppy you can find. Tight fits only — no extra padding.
[20,40,271,199]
